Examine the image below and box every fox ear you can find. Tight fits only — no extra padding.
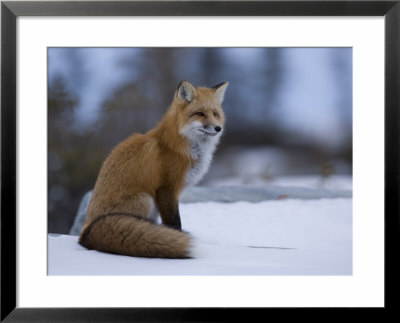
[212,82,229,104]
[177,80,196,103]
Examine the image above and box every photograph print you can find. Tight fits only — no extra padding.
[47,47,352,275]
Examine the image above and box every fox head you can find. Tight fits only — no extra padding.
[175,80,228,140]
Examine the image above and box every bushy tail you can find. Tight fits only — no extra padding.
[79,214,192,258]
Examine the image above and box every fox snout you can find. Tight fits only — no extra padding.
[181,121,223,138]
[199,124,223,137]
[203,124,222,133]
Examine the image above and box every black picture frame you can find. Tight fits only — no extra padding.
[1,1,399,321]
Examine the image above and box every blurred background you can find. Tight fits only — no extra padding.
[48,47,352,234]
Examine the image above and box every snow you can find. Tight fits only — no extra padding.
[49,198,352,275]
[69,178,352,235]
[270,175,352,191]
[208,175,352,191]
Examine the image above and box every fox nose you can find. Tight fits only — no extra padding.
[215,126,222,133]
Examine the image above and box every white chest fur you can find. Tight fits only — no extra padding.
[184,136,218,187]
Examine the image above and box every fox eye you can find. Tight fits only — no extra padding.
[196,112,205,117]
[213,112,219,118]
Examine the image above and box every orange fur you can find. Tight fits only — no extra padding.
[79,81,228,258]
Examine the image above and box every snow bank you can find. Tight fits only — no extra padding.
[50,198,352,275]
[208,175,352,191]
[69,183,351,235]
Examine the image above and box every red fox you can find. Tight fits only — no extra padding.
[79,80,228,258]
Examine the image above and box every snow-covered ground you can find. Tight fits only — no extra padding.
[49,198,352,275]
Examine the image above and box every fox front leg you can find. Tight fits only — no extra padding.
[155,186,182,230]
